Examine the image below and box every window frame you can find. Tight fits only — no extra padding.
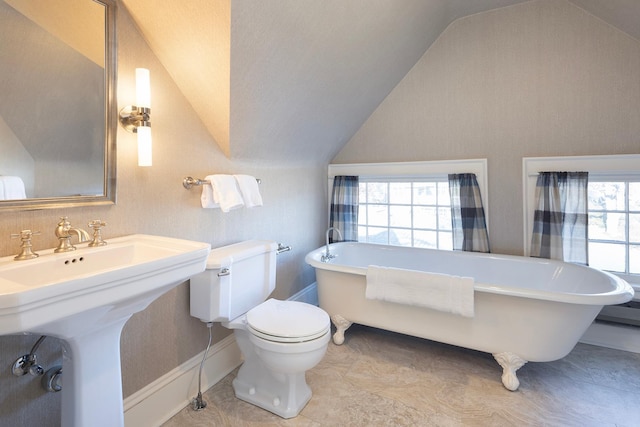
[328,158,490,242]
[357,177,454,249]
[522,154,640,288]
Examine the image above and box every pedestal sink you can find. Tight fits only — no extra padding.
[0,234,210,427]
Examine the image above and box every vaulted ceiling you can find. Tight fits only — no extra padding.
[121,0,640,165]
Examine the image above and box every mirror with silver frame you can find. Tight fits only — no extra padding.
[0,0,116,210]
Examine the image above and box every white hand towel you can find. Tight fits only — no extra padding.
[234,174,263,208]
[0,176,26,200]
[365,265,475,318]
[209,174,244,212]
[200,175,219,208]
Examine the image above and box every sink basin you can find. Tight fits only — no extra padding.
[0,234,210,335]
[0,234,210,427]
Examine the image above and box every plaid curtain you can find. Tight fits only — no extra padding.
[530,172,588,264]
[448,173,490,253]
[329,176,359,242]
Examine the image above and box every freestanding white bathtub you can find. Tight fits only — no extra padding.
[305,242,634,391]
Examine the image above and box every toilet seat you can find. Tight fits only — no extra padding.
[246,299,330,343]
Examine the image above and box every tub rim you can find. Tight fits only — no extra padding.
[305,242,634,306]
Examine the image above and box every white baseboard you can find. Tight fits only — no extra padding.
[289,282,318,305]
[123,334,242,427]
[122,283,318,427]
[579,321,640,354]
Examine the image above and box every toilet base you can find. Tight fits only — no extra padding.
[232,363,311,419]
[225,308,330,419]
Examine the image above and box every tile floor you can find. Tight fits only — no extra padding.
[163,323,640,426]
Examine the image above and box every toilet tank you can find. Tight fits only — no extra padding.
[190,240,277,323]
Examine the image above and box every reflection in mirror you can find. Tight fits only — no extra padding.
[0,0,116,210]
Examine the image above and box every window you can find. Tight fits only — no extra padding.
[328,159,488,250]
[523,155,640,286]
[588,179,640,275]
[358,179,453,249]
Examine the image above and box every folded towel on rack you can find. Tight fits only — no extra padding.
[365,265,475,317]
[202,174,244,212]
[200,175,218,209]
[213,175,244,212]
[0,176,26,200]
[234,174,263,208]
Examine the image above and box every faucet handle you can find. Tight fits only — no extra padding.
[55,217,71,236]
[11,229,40,261]
[88,220,107,247]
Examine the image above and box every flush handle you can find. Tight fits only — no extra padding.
[217,268,230,277]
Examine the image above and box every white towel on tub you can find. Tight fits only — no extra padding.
[365,265,475,318]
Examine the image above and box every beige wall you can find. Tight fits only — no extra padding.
[0,4,326,426]
[334,0,640,255]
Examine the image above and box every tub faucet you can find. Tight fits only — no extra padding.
[54,217,91,253]
[322,227,343,262]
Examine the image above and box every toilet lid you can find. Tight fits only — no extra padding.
[246,299,330,343]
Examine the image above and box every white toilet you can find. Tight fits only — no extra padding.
[189,240,330,419]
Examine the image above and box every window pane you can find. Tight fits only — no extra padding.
[631,245,640,275]
[588,182,626,211]
[389,228,411,246]
[357,226,367,242]
[359,183,367,204]
[414,182,436,205]
[367,182,388,203]
[439,231,453,250]
[589,242,626,273]
[358,209,367,226]
[631,183,640,211]
[588,212,626,242]
[630,213,640,243]
[389,182,412,204]
[368,205,388,227]
[356,176,462,251]
[414,230,437,249]
[438,207,452,230]
[367,227,388,244]
[414,206,436,229]
[390,205,411,228]
[437,182,451,206]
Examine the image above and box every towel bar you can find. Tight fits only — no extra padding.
[183,176,261,190]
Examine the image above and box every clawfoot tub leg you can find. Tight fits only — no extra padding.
[330,315,352,345]
[492,352,527,391]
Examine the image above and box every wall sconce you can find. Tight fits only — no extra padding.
[119,68,152,166]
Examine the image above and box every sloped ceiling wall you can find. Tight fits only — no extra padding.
[122,0,232,156]
[121,0,639,164]
[571,0,640,41]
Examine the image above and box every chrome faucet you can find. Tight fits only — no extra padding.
[322,227,343,262]
[54,217,91,253]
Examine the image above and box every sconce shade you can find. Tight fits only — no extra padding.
[119,68,152,167]
[137,126,152,167]
[135,68,151,108]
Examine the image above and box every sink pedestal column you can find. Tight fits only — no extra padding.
[60,317,131,427]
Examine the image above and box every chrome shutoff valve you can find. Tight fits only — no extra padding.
[12,354,44,377]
